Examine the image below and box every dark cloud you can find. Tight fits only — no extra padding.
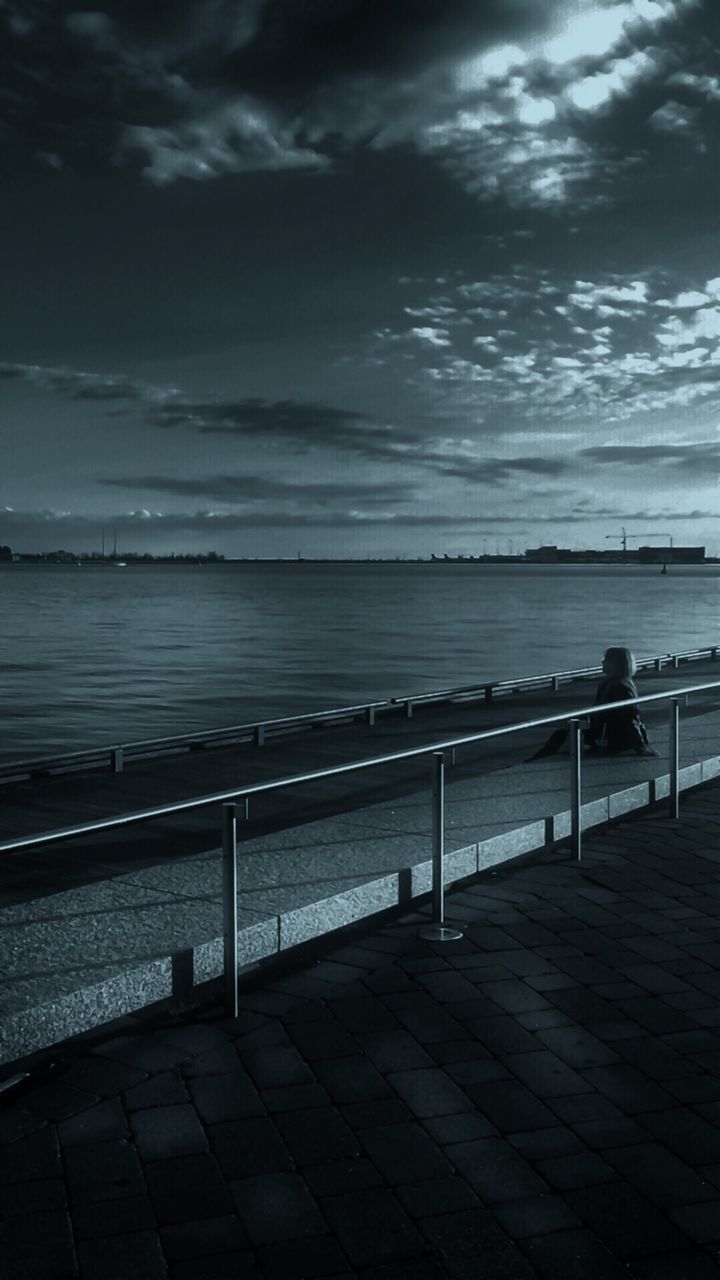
[437,455,570,484]
[581,441,720,474]
[219,0,542,102]
[0,360,148,400]
[98,471,414,505]
[4,0,710,208]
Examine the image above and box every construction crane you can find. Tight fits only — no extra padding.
[605,529,674,556]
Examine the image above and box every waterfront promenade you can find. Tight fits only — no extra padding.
[1,658,720,1066]
[2,779,720,1279]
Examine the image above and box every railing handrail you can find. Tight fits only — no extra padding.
[1,644,716,780]
[2,675,719,856]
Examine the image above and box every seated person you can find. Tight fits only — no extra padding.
[528,646,659,760]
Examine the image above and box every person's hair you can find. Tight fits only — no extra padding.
[604,646,637,678]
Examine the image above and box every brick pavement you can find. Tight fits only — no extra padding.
[2,782,720,1278]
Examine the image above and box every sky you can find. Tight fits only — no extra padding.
[1,0,719,557]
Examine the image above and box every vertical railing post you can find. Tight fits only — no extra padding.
[223,802,239,1017]
[112,747,124,773]
[419,752,462,942]
[669,698,680,820]
[570,719,582,862]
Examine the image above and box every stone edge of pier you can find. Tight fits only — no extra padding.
[3,754,720,1069]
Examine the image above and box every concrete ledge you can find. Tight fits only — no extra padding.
[609,783,650,819]
[3,723,720,1067]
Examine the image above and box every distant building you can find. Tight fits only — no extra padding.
[636,545,704,564]
[525,545,705,564]
[0,544,11,562]
[524,545,559,562]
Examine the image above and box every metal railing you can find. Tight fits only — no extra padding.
[0,644,716,783]
[2,675,720,1015]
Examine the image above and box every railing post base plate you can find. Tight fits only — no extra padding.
[418,924,463,942]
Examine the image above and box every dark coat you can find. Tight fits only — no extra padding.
[529,674,650,759]
[586,676,649,753]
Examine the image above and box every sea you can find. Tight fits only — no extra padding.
[1,561,717,765]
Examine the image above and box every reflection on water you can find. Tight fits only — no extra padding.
[2,562,717,761]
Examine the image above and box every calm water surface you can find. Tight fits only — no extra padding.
[1,562,717,762]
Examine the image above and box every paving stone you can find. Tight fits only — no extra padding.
[631,1252,720,1279]
[130,1103,209,1159]
[668,1202,720,1244]
[613,1035,691,1080]
[145,1153,234,1223]
[123,1069,190,1110]
[339,1098,412,1130]
[64,1140,145,1204]
[603,1142,717,1208]
[2,1208,77,1280]
[72,1194,156,1239]
[548,1093,623,1123]
[314,1056,393,1104]
[535,1025,620,1069]
[283,1017,363,1062]
[492,1193,581,1237]
[639,1106,720,1165]
[160,1214,249,1259]
[444,1057,510,1086]
[355,1257,447,1280]
[76,1229,167,1279]
[544,987,619,1024]
[422,1112,496,1146]
[508,1127,584,1161]
[503,1049,591,1098]
[564,1181,693,1259]
[620,962,694,994]
[319,1187,423,1269]
[356,1029,435,1072]
[583,1064,674,1113]
[0,1103,46,1145]
[241,1044,315,1089]
[516,1009,572,1031]
[261,1081,332,1111]
[94,1033,197,1071]
[615,996,697,1034]
[657,1073,720,1104]
[392,1006,467,1043]
[274,1105,360,1165]
[207,1116,293,1179]
[535,1151,616,1191]
[571,1116,650,1150]
[421,1207,537,1279]
[20,1080,99,1122]
[414,970,491,1004]
[181,1045,242,1078]
[450,1137,548,1203]
[386,1068,474,1118]
[490,948,559,978]
[520,1226,632,1279]
[304,1157,383,1198]
[57,1097,129,1146]
[0,1125,62,1185]
[1,1177,67,1216]
[465,1079,556,1133]
[477,979,552,1014]
[187,1070,264,1123]
[330,995,399,1033]
[396,1175,480,1219]
[231,1171,326,1245]
[359,1121,454,1185]
[466,1015,541,1055]
[256,1234,351,1278]
[61,1056,148,1097]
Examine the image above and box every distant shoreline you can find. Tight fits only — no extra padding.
[4,557,719,567]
